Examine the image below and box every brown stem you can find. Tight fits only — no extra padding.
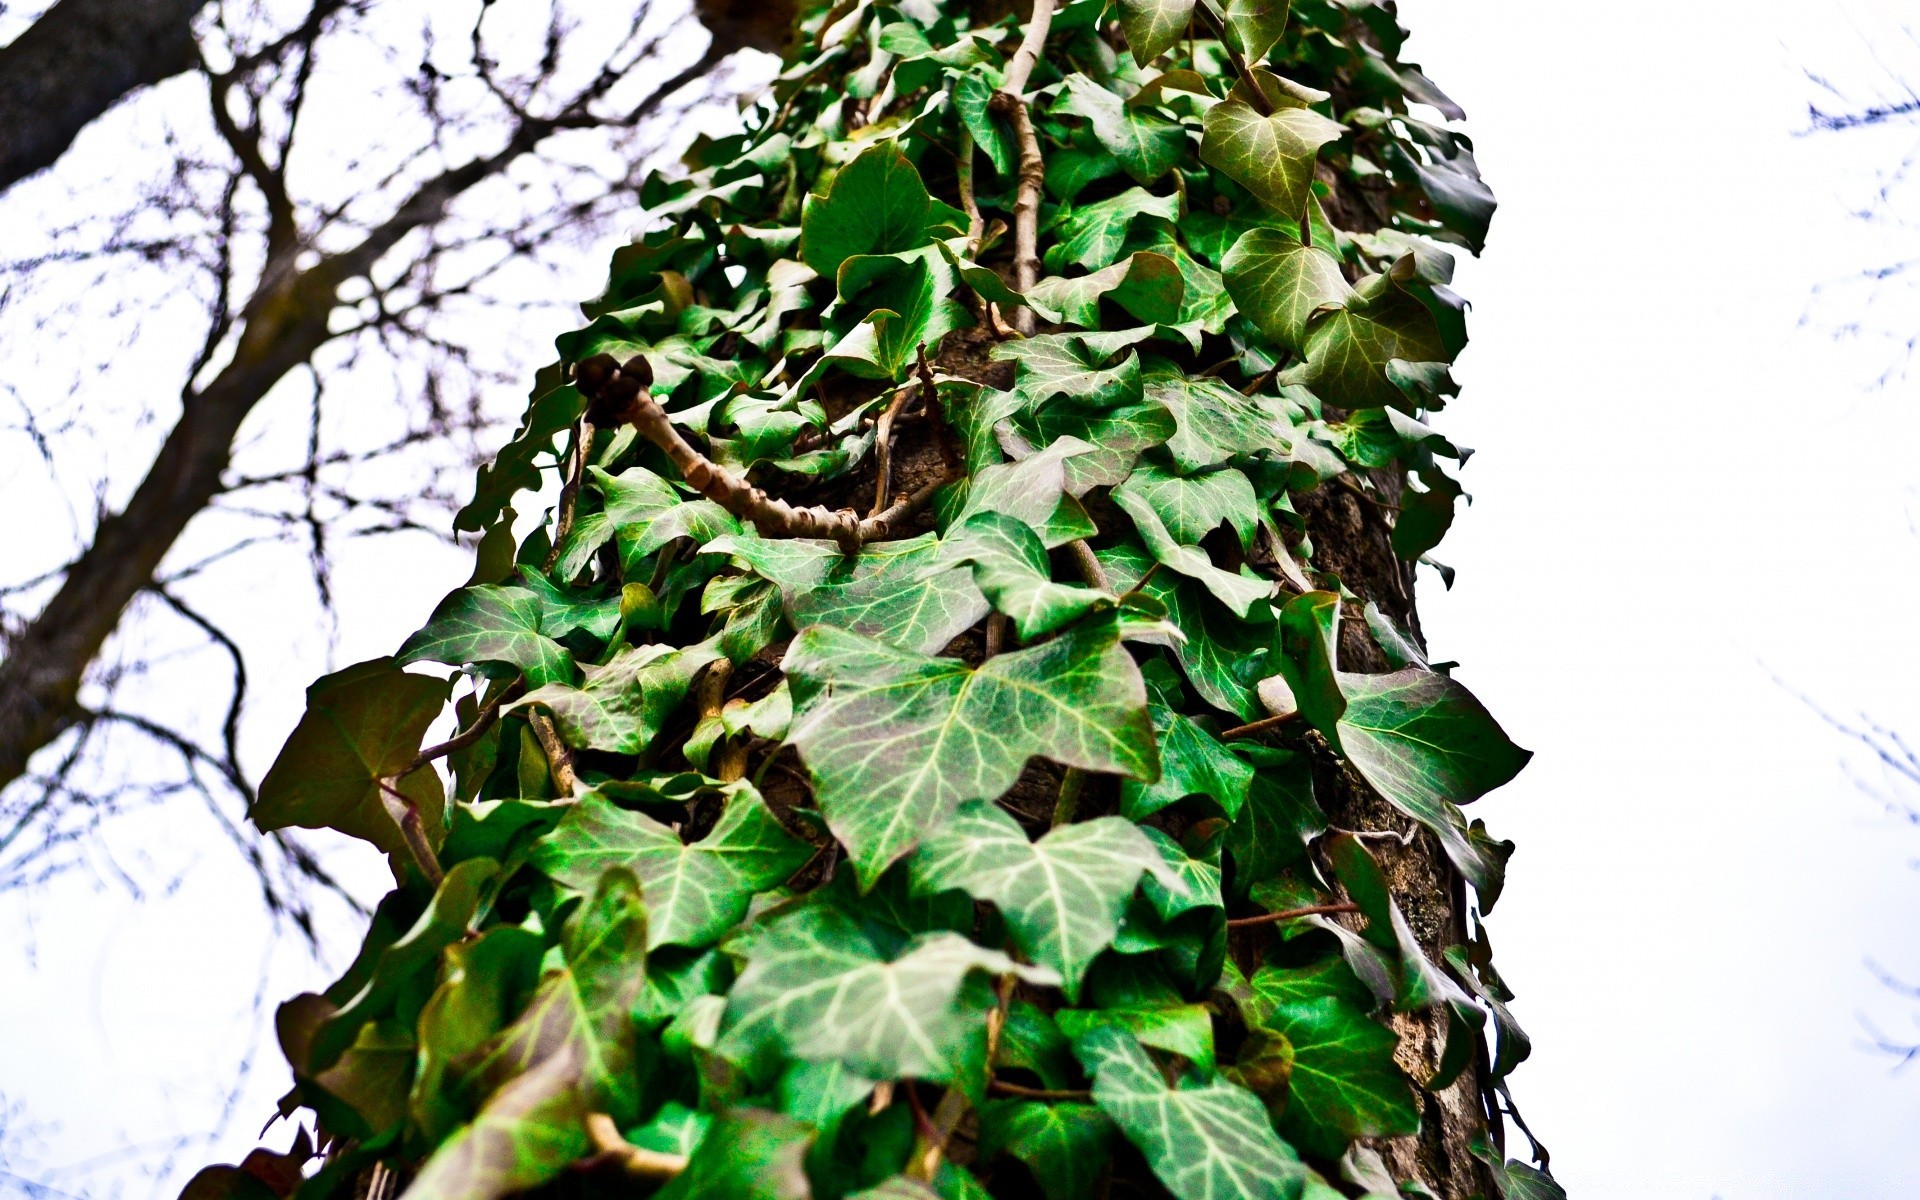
[988,1080,1092,1102]
[1051,767,1086,827]
[545,418,595,573]
[1220,711,1302,740]
[955,127,985,256]
[984,613,1010,658]
[1193,0,1271,115]
[584,1113,688,1179]
[999,0,1057,96]
[870,383,915,515]
[990,91,1046,336]
[1225,901,1359,929]
[1068,539,1111,591]
[577,354,956,551]
[528,712,576,797]
[377,778,444,887]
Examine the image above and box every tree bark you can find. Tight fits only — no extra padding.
[0,0,206,192]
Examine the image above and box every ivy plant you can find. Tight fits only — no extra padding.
[185,2,1558,1199]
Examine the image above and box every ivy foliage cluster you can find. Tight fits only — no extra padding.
[193,2,1557,1199]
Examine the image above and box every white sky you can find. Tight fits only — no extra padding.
[5,2,1920,1198]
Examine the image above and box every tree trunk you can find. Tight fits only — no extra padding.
[0,0,206,192]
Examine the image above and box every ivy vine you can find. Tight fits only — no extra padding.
[185,3,1561,1200]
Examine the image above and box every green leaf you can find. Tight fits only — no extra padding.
[1059,999,1216,1073]
[1117,0,1198,67]
[454,367,582,533]
[1246,963,1418,1157]
[1074,1025,1306,1200]
[555,465,742,581]
[654,1110,817,1200]
[1050,189,1181,271]
[992,327,1153,410]
[400,1048,587,1200]
[946,437,1099,543]
[1141,369,1293,472]
[408,870,649,1200]
[1027,251,1186,330]
[1121,705,1254,819]
[936,511,1115,641]
[1222,230,1351,352]
[398,585,574,688]
[253,658,451,854]
[509,640,724,756]
[801,142,933,277]
[532,785,810,949]
[1286,271,1448,411]
[1333,669,1529,903]
[1470,1137,1568,1200]
[411,927,545,1142]
[1055,75,1187,185]
[784,621,1159,886]
[720,902,1054,1083]
[312,858,499,1072]
[1200,99,1342,219]
[1112,465,1273,616]
[953,71,1015,177]
[828,252,971,380]
[1009,398,1178,492]
[1218,0,1292,64]
[1137,825,1224,921]
[1102,542,1267,721]
[516,567,621,642]
[978,1100,1117,1200]
[1272,590,1344,735]
[1222,746,1322,891]
[712,533,989,656]
[913,802,1180,1001]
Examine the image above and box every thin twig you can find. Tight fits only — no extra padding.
[1000,0,1057,96]
[956,127,985,256]
[1068,540,1111,591]
[1225,901,1359,929]
[1220,711,1302,740]
[1193,0,1271,114]
[585,1113,688,1179]
[545,418,595,572]
[988,1080,1092,1101]
[871,382,915,514]
[578,354,957,550]
[528,712,576,797]
[989,0,1054,337]
[377,779,444,887]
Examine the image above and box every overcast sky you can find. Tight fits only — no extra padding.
[5,2,1920,1198]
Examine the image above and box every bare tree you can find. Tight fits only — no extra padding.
[0,0,776,930]
[1800,28,1920,386]
[0,0,209,192]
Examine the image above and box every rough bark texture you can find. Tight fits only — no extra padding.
[0,0,206,192]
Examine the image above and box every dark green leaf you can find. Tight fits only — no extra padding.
[784,621,1159,886]
[509,640,724,756]
[1117,0,1198,67]
[253,659,451,854]
[978,1100,1116,1200]
[1121,705,1254,819]
[654,1110,817,1200]
[1055,75,1187,185]
[1200,100,1342,220]
[936,511,1115,641]
[801,142,933,277]
[398,586,574,688]
[1222,230,1350,352]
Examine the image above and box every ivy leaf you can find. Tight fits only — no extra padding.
[516,567,621,642]
[1333,669,1529,903]
[1141,369,1293,472]
[1246,962,1419,1158]
[312,858,499,1072]
[720,903,1056,1083]
[398,586,574,688]
[653,1110,817,1200]
[411,927,545,1142]
[935,511,1115,641]
[947,438,1099,545]
[1102,543,1267,721]
[1007,398,1179,492]
[1027,251,1186,330]
[1222,746,1322,892]
[1198,99,1336,220]
[531,785,810,949]
[992,327,1153,410]
[800,142,933,277]
[400,1048,586,1200]
[1121,705,1254,819]
[978,1100,1117,1200]
[555,465,742,581]
[714,532,989,656]
[454,366,582,533]
[1074,1025,1307,1200]
[1286,270,1447,411]
[1117,0,1198,67]
[953,71,1015,177]
[1055,75,1187,185]
[1112,466,1273,617]
[827,252,971,380]
[1137,826,1224,921]
[1050,189,1181,271]
[1222,230,1351,352]
[1200,100,1342,219]
[912,802,1181,1001]
[1218,0,1292,65]
[408,870,648,1200]
[784,620,1159,886]
[509,640,724,756]
[1272,590,1344,736]
[1469,1137,1569,1200]
[253,658,451,854]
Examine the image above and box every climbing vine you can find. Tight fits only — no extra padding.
[185,2,1560,1199]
